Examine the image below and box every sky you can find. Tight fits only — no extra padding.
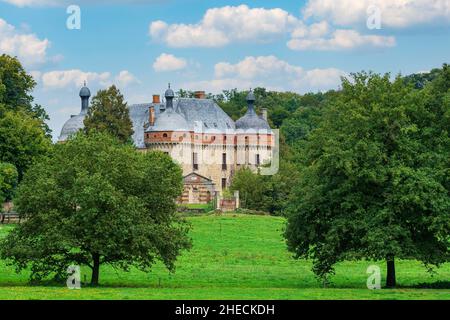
[0,0,449,140]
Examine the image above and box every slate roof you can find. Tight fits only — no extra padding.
[128,104,151,148]
[235,109,271,130]
[175,98,235,131]
[60,91,270,147]
[152,106,190,132]
[235,91,271,130]
[59,113,86,141]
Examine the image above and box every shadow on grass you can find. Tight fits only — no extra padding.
[0,279,187,289]
[405,281,450,289]
[1,279,449,290]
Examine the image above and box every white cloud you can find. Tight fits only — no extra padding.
[181,78,254,94]
[291,21,329,39]
[148,4,398,52]
[149,5,301,48]
[2,0,159,6]
[1,0,56,6]
[183,55,346,94]
[153,53,187,72]
[40,70,111,89]
[215,56,303,80]
[115,70,140,87]
[37,69,139,89]
[303,0,450,28]
[288,28,396,51]
[0,18,51,67]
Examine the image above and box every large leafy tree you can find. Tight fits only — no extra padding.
[285,71,449,288]
[0,55,52,180]
[281,106,323,145]
[84,85,134,143]
[0,162,18,204]
[0,54,51,137]
[0,132,191,285]
[230,159,300,216]
[0,109,52,180]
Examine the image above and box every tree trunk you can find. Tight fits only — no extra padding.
[386,256,396,288]
[91,253,100,286]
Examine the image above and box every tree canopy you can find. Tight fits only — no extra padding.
[0,54,51,137]
[0,162,18,204]
[0,109,52,180]
[0,132,192,285]
[284,70,450,288]
[84,85,134,144]
[0,55,52,181]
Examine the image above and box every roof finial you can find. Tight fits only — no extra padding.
[84,80,86,87]
[168,82,171,89]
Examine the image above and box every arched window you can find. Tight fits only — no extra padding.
[163,133,168,138]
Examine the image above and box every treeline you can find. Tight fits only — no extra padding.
[0,55,52,204]
[209,65,449,287]
[1,53,448,287]
[0,55,191,285]
[184,66,450,218]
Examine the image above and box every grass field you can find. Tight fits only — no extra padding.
[0,214,449,300]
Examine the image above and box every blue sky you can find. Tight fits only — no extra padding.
[0,0,449,140]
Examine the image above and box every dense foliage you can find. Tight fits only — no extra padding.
[230,159,300,216]
[0,109,52,180]
[285,68,450,288]
[84,85,134,144]
[0,54,51,137]
[0,162,18,203]
[0,132,192,285]
[0,55,52,180]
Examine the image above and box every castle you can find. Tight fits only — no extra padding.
[60,85,274,204]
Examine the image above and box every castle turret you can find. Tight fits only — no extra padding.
[79,81,91,114]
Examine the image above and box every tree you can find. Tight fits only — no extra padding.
[281,106,322,145]
[230,167,270,212]
[0,132,192,285]
[285,71,449,288]
[84,85,134,143]
[230,160,300,216]
[0,109,52,180]
[0,54,51,137]
[0,163,18,204]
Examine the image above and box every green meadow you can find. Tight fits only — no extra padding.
[0,214,449,300]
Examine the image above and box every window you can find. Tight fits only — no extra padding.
[193,153,198,171]
[163,133,168,138]
[256,154,261,166]
[221,178,227,190]
[222,153,227,170]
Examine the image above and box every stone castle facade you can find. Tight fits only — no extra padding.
[60,85,275,204]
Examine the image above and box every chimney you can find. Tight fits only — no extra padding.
[152,95,160,104]
[194,91,206,99]
[262,108,268,121]
[149,106,155,126]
